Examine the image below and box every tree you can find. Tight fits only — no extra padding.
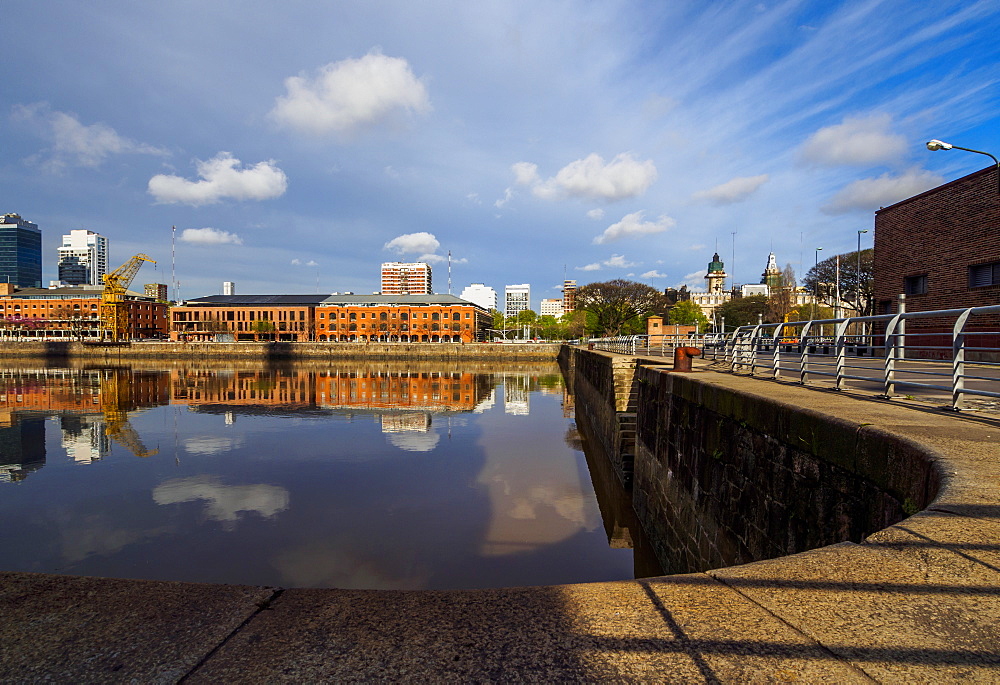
[667,300,709,332]
[561,310,587,339]
[767,264,798,323]
[574,279,666,337]
[250,319,276,340]
[803,248,874,316]
[714,295,769,330]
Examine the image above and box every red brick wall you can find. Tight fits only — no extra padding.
[874,165,1000,315]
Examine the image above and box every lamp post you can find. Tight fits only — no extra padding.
[856,229,868,315]
[926,140,1000,195]
[813,247,822,321]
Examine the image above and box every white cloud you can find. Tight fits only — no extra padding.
[514,153,657,201]
[586,208,605,220]
[270,50,430,137]
[692,174,769,205]
[593,211,675,244]
[179,227,243,245]
[292,258,319,266]
[383,231,440,255]
[604,254,636,269]
[822,168,943,214]
[13,102,166,170]
[800,113,908,167]
[641,270,668,279]
[679,270,708,289]
[148,152,288,206]
[575,253,637,272]
[688,244,707,251]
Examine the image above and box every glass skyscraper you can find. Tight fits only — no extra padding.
[0,214,42,288]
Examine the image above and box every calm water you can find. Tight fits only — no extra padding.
[0,362,658,589]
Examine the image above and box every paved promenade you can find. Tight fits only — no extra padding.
[3,364,999,682]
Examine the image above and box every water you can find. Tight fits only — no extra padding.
[0,362,659,590]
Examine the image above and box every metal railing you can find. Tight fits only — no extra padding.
[588,305,1000,410]
[589,334,708,357]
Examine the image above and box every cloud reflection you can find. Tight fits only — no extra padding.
[153,476,289,528]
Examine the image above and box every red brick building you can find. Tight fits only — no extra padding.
[874,165,999,314]
[171,294,492,342]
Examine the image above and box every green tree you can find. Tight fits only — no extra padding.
[250,319,276,340]
[803,248,874,316]
[714,295,769,330]
[767,264,798,323]
[561,310,587,339]
[667,300,709,332]
[574,279,666,337]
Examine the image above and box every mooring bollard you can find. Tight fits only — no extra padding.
[673,346,702,372]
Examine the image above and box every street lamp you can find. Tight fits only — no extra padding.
[813,247,822,321]
[857,229,868,315]
[926,139,1000,195]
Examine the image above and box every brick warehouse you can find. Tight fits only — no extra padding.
[874,164,999,358]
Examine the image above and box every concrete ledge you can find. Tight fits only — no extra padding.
[3,366,1000,681]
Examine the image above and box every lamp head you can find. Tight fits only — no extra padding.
[926,139,953,151]
[859,229,869,234]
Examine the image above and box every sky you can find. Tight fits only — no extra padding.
[4,1,999,308]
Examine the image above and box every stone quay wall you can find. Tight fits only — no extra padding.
[0,341,561,362]
[566,346,941,575]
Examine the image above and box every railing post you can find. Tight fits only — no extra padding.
[952,309,971,410]
[834,319,850,390]
[798,321,813,385]
[772,324,783,380]
[883,313,902,396]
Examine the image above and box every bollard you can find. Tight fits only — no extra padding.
[673,346,702,372]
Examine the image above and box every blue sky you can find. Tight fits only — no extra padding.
[4,1,999,307]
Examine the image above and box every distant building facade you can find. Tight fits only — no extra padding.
[57,229,108,286]
[562,280,577,313]
[459,283,498,311]
[171,293,491,343]
[223,281,235,296]
[504,284,530,317]
[0,283,167,339]
[0,214,42,289]
[539,298,563,317]
[381,262,432,295]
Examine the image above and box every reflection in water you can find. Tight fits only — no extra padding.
[153,475,290,529]
[0,362,659,589]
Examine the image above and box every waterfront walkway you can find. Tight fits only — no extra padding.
[3,363,1000,682]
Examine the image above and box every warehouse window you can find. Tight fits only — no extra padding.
[903,274,927,295]
[969,262,1000,288]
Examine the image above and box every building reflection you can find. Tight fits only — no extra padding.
[0,368,168,478]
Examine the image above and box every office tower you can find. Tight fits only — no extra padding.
[539,298,563,317]
[459,283,497,311]
[0,213,42,288]
[57,229,109,286]
[562,280,577,312]
[145,283,169,300]
[504,284,530,317]
[381,262,432,295]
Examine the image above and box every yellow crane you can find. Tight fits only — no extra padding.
[101,254,156,342]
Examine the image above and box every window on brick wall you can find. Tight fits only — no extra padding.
[969,262,1000,288]
[903,274,928,295]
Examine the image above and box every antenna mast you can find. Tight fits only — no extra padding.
[447,250,452,294]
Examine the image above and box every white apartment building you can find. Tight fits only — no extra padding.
[381,262,432,295]
[539,298,563,317]
[57,229,108,286]
[459,283,498,311]
[504,284,530,317]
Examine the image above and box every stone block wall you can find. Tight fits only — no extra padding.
[568,347,941,575]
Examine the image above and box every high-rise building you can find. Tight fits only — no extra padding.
[539,298,563,317]
[459,283,497,311]
[504,284,530,317]
[57,229,109,286]
[223,281,235,296]
[381,262,432,295]
[562,280,577,312]
[145,283,169,301]
[0,214,42,288]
